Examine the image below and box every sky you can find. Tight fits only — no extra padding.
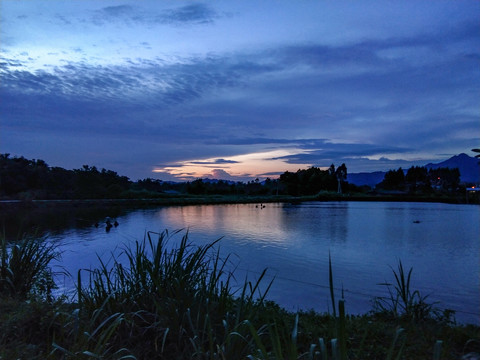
[1,1,479,182]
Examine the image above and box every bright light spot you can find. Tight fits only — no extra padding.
[153,148,311,181]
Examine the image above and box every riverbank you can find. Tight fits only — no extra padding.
[0,191,473,210]
[1,232,479,359]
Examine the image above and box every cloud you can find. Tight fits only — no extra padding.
[101,5,134,17]
[1,2,478,181]
[90,3,219,27]
[270,143,412,167]
[154,163,186,169]
[205,138,323,146]
[259,171,284,177]
[90,5,139,26]
[4,18,475,125]
[278,43,384,70]
[0,57,229,119]
[275,20,480,70]
[191,158,240,165]
[157,4,218,25]
[0,50,286,144]
[341,157,430,173]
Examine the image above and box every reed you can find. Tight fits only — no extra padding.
[67,230,275,359]
[0,234,59,300]
[328,252,336,318]
[374,260,435,321]
[1,230,476,359]
[51,301,134,359]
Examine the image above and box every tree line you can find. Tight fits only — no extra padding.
[0,155,131,200]
[0,153,462,200]
[0,154,354,199]
[185,163,352,196]
[376,166,460,194]
[278,163,349,196]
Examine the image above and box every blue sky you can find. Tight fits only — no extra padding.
[1,1,479,182]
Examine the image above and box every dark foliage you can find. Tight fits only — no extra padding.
[377,165,460,194]
[278,165,346,196]
[0,154,131,200]
[1,154,321,199]
[378,168,406,190]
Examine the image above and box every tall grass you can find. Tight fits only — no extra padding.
[53,230,274,359]
[0,234,59,300]
[0,234,62,358]
[1,230,475,359]
[374,260,437,321]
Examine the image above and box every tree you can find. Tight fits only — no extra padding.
[278,165,342,196]
[328,164,335,176]
[335,163,347,194]
[380,168,405,190]
[428,167,460,191]
[279,171,299,196]
[406,166,431,194]
[187,179,206,195]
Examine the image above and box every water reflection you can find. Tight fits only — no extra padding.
[162,204,291,244]
[0,205,131,241]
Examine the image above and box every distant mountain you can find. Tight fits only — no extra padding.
[425,153,479,183]
[347,171,386,187]
[201,178,237,185]
[347,153,479,186]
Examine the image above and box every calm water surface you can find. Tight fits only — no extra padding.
[8,201,480,324]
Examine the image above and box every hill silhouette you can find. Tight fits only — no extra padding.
[425,153,479,183]
[348,153,479,186]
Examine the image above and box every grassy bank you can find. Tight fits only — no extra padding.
[1,232,479,359]
[0,194,309,209]
[0,190,472,210]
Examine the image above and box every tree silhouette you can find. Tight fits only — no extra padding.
[379,168,405,190]
[335,163,347,194]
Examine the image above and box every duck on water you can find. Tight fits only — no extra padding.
[103,218,119,232]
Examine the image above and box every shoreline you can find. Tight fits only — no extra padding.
[0,193,472,209]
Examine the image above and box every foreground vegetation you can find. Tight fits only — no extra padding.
[1,233,479,359]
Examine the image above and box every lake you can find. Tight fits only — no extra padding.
[2,201,479,324]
